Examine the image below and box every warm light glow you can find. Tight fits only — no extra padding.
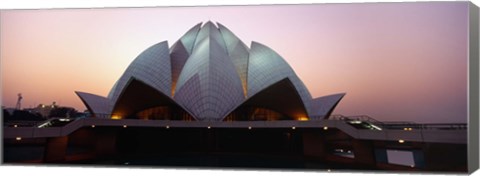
[248,126,252,130]
[323,126,328,130]
[166,125,170,129]
[111,115,122,120]
[123,125,127,128]
[91,125,95,128]
[207,126,211,129]
[297,117,309,121]
[41,104,45,108]
[292,126,296,130]
[403,128,413,131]
[13,124,17,128]
[171,83,177,97]
[242,84,247,98]
[398,139,405,143]
[15,137,21,141]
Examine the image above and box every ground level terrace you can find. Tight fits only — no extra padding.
[3,117,468,172]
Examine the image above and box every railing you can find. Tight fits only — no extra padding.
[4,121,41,127]
[5,117,80,128]
[83,113,112,118]
[3,115,468,144]
[36,118,77,128]
[329,114,467,131]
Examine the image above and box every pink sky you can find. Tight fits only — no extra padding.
[1,2,469,123]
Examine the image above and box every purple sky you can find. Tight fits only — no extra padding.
[1,2,469,123]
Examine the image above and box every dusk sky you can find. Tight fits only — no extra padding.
[1,2,469,123]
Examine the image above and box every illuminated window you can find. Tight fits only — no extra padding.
[136,106,171,120]
[386,150,415,167]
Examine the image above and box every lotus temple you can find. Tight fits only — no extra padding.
[75,21,345,122]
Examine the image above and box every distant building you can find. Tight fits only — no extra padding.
[32,102,58,117]
[3,107,16,116]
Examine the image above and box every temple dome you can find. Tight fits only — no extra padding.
[76,21,345,121]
